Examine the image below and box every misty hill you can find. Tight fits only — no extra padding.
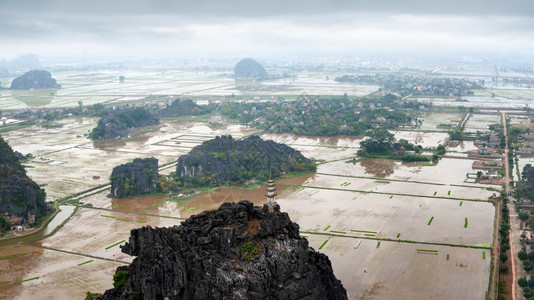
[10,70,61,90]
[234,58,268,81]
[176,135,315,186]
[110,158,159,198]
[0,54,40,71]
[90,107,159,140]
[160,98,208,117]
[0,136,47,229]
[98,200,348,299]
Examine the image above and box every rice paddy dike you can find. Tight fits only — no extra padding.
[0,66,527,299]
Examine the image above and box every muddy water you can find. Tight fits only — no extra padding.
[145,174,314,218]
[357,159,422,178]
[111,195,168,213]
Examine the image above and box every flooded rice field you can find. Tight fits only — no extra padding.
[463,113,500,134]
[419,112,463,131]
[0,111,497,299]
[305,236,490,300]
[3,118,256,200]
[392,131,449,148]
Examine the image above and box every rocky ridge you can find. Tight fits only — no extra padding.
[110,158,159,198]
[176,135,315,186]
[10,70,60,89]
[99,200,347,299]
[0,135,47,227]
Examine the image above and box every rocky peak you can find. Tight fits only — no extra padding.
[99,200,347,299]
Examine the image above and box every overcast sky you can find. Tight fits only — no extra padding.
[1,0,533,61]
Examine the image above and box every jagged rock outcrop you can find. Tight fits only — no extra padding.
[176,135,315,186]
[234,58,268,81]
[99,200,347,299]
[0,135,47,226]
[110,158,158,198]
[10,70,60,90]
[90,107,159,140]
[160,98,208,117]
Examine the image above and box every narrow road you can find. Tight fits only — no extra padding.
[501,111,523,300]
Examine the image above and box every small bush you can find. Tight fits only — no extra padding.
[241,241,261,260]
[499,264,509,274]
[519,251,528,261]
[113,270,128,288]
[519,277,528,288]
[500,254,507,263]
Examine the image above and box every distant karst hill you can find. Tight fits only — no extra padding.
[0,136,47,230]
[10,70,61,90]
[98,200,348,299]
[176,135,315,186]
[110,158,159,198]
[234,58,268,81]
[90,107,159,140]
[159,98,208,117]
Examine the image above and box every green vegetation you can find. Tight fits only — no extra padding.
[396,233,401,238]
[78,260,94,266]
[240,241,261,260]
[427,216,434,225]
[464,218,468,228]
[90,107,159,140]
[323,225,331,231]
[101,215,116,219]
[446,254,450,260]
[350,229,377,234]
[376,241,381,248]
[482,251,486,259]
[319,239,329,250]
[113,270,129,288]
[17,277,39,283]
[448,190,451,195]
[459,201,463,206]
[84,292,102,300]
[417,249,438,254]
[116,218,130,222]
[105,240,126,250]
[330,230,346,234]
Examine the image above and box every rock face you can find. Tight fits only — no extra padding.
[0,136,47,226]
[99,201,348,299]
[110,158,158,198]
[234,58,268,81]
[90,107,159,140]
[176,135,315,186]
[10,70,61,89]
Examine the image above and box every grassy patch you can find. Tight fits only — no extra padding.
[101,215,116,219]
[185,206,199,211]
[78,260,94,266]
[459,201,463,206]
[389,195,393,199]
[396,233,401,238]
[417,249,438,253]
[114,204,125,209]
[472,243,491,248]
[330,230,346,234]
[137,220,146,223]
[116,218,130,222]
[447,254,450,260]
[464,218,468,228]
[319,239,329,250]
[364,233,376,237]
[377,241,381,248]
[1,281,11,285]
[17,277,39,283]
[240,241,261,260]
[350,229,377,234]
[433,191,437,196]
[105,240,126,250]
[0,255,14,260]
[58,199,77,205]
[427,216,434,225]
[448,190,451,195]
[375,180,390,184]
[323,225,331,231]
[482,251,486,259]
